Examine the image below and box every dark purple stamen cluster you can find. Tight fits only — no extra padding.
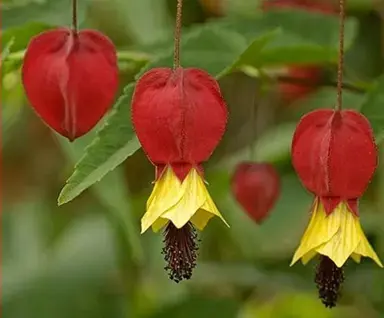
[162,221,199,283]
[315,256,345,308]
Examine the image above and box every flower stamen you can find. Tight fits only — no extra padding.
[315,255,345,308]
[162,221,199,283]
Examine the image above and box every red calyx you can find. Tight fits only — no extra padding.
[22,28,119,141]
[132,67,228,181]
[231,162,281,224]
[291,109,378,215]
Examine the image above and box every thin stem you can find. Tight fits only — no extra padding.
[173,0,183,69]
[249,85,257,161]
[72,0,78,33]
[336,0,346,111]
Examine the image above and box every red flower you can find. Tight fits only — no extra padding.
[291,109,382,308]
[231,162,280,224]
[22,28,119,141]
[132,66,228,282]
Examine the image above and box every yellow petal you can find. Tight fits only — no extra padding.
[291,200,383,268]
[314,202,361,268]
[351,253,361,263]
[151,217,169,233]
[301,250,317,265]
[141,166,184,233]
[141,167,228,233]
[191,180,229,230]
[352,223,383,267]
[291,199,340,266]
[161,169,228,229]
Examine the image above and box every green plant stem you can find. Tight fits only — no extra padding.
[173,0,183,69]
[336,0,346,111]
[72,0,78,33]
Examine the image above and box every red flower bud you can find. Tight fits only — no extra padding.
[132,67,228,181]
[22,28,119,141]
[231,162,280,224]
[291,109,377,214]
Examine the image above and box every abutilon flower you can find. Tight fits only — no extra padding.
[291,109,383,307]
[231,162,280,224]
[262,0,337,104]
[22,28,119,141]
[132,67,228,282]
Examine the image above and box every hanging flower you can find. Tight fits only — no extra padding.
[22,28,119,141]
[132,67,228,282]
[231,162,280,224]
[290,109,383,307]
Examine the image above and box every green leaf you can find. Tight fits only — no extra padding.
[56,131,143,263]
[58,84,140,205]
[360,75,384,142]
[2,0,90,29]
[137,25,249,78]
[218,28,281,78]
[141,10,357,77]
[1,38,15,63]
[224,10,357,65]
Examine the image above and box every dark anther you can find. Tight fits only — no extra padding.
[315,255,345,308]
[161,221,199,283]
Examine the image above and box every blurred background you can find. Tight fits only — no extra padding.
[2,0,384,317]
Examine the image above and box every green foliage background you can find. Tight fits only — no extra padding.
[2,0,384,317]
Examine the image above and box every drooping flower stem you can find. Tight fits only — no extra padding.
[315,256,345,308]
[162,221,199,283]
[336,0,346,112]
[72,0,78,34]
[173,0,184,69]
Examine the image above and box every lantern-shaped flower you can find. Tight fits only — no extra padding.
[132,67,228,282]
[231,162,280,224]
[22,28,119,141]
[291,109,383,307]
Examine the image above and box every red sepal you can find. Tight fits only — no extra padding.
[292,109,377,199]
[155,163,204,182]
[22,28,119,141]
[230,162,281,224]
[132,67,227,181]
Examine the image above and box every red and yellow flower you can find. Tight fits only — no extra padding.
[132,67,228,282]
[290,109,382,307]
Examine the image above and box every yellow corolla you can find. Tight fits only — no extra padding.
[291,198,383,268]
[141,165,229,233]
